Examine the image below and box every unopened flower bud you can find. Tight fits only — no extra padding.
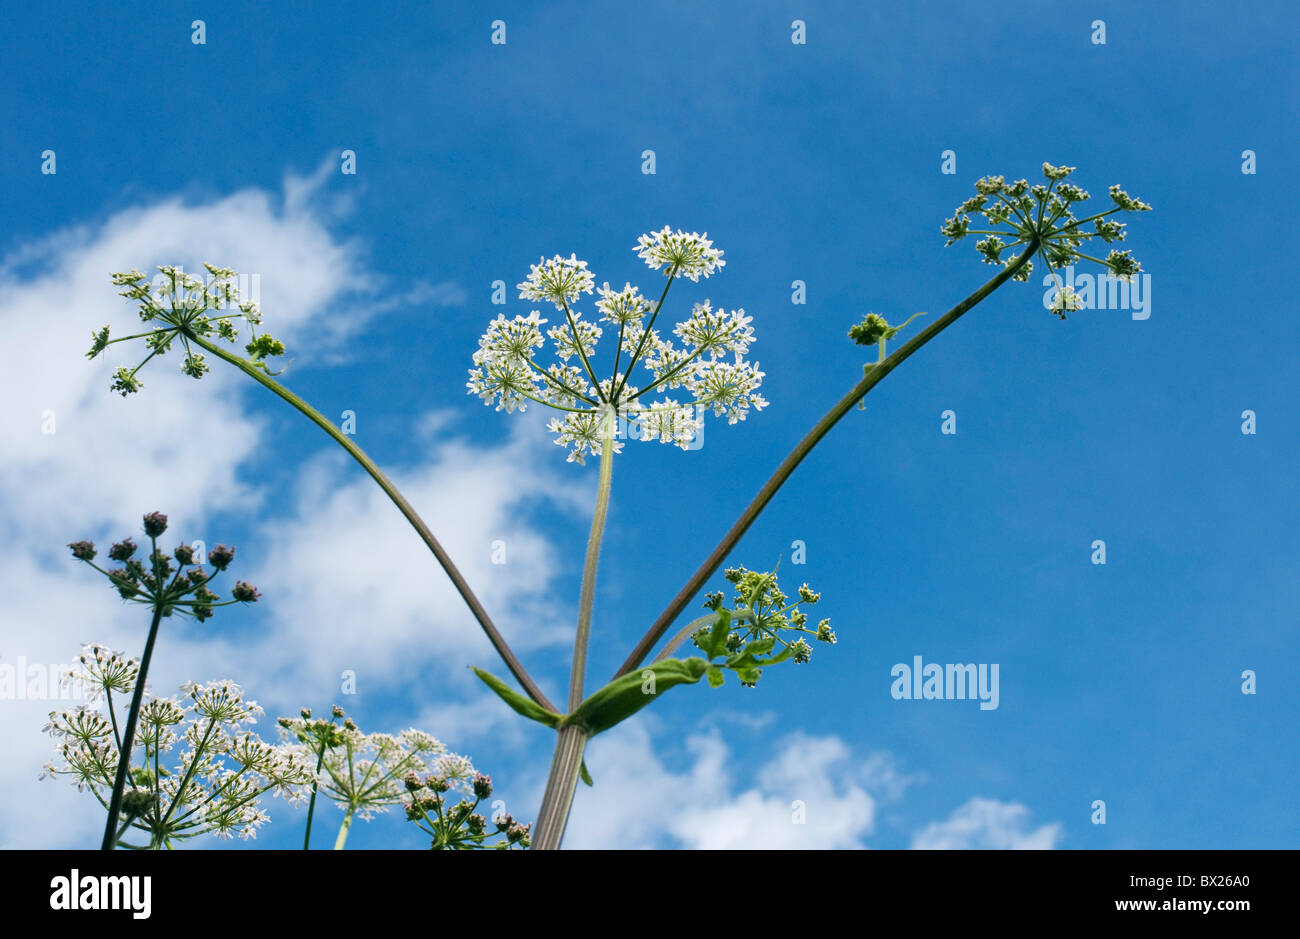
[472,774,493,800]
[67,541,96,561]
[231,581,261,603]
[121,788,154,816]
[142,512,168,538]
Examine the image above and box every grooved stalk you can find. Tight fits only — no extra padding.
[614,243,1037,679]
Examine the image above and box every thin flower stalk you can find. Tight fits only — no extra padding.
[619,163,1151,678]
[92,268,555,714]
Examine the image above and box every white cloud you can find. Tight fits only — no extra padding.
[0,164,572,847]
[0,165,1064,854]
[563,722,910,849]
[233,416,583,704]
[911,797,1064,850]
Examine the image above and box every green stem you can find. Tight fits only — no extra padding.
[531,725,588,851]
[653,609,754,662]
[568,406,617,711]
[560,298,606,402]
[100,602,165,851]
[186,332,556,714]
[614,242,1038,679]
[531,407,617,851]
[333,807,356,850]
[613,274,674,402]
[303,738,328,850]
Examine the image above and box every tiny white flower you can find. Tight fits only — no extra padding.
[595,282,649,326]
[547,318,602,362]
[517,254,595,308]
[635,227,725,281]
[473,312,548,365]
[688,358,768,424]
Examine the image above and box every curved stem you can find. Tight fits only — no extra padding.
[653,612,720,663]
[613,243,1038,679]
[652,609,755,663]
[101,602,165,850]
[186,332,556,714]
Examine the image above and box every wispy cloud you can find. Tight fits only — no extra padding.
[0,171,566,847]
[912,797,1064,850]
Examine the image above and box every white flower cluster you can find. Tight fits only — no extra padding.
[41,646,314,845]
[467,228,766,463]
[277,720,476,822]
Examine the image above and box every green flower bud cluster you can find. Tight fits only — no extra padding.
[940,163,1151,316]
[92,264,286,396]
[695,566,838,687]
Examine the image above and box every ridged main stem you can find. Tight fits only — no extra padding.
[533,407,617,849]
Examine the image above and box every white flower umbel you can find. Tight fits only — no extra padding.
[468,228,760,850]
[635,227,725,282]
[941,162,1152,319]
[277,716,475,850]
[42,646,314,847]
[467,228,761,462]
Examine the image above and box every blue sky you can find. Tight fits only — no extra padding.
[1,0,1296,849]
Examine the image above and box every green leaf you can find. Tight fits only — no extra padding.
[471,668,562,728]
[703,608,732,658]
[562,658,710,736]
[706,665,725,688]
[579,760,593,787]
[762,645,795,667]
[724,637,780,672]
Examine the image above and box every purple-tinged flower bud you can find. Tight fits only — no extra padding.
[108,570,139,599]
[231,581,261,603]
[108,539,137,562]
[472,773,493,801]
[208,544,235,571]
[404,772,424,792]
[67,541,96,561]
[142,512,168,538]
[173,544,195,565]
